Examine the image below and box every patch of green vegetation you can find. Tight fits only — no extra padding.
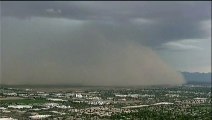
[0,98,48,105]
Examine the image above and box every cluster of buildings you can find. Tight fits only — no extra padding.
[0,85,211,119]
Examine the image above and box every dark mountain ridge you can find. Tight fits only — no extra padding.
[182,72,211,85]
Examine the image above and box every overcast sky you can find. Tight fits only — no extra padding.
[0,1,211,85]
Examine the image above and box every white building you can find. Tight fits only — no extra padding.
[29,115,51,119]
[8,105,33,109]
[115,94,127,97]
[56,105,71,109]
[193,98,207,103]
[75,93,83,98]
[0,107,6,110]
[153,102,174,105]
[43,103,59,108]
[3,93,17,96]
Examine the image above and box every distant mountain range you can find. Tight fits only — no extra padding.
[181,72,211,85]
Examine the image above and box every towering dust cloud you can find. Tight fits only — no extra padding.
[1,21,185,86]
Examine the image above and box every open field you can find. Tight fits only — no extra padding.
[0,97,23,101]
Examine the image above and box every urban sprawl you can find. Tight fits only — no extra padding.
[0,85,211,120]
